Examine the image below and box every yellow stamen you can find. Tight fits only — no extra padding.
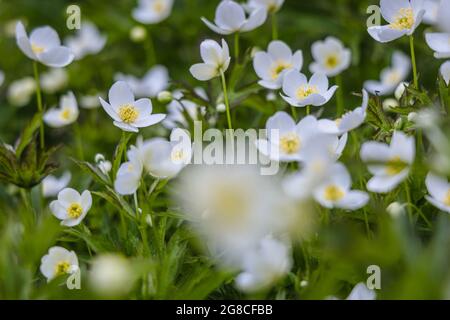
[385,156,408,176]
[171,149,184,162]
[296,85,318,100]
[386,70,401,85]
[444,189,450,207]
[60,108,72,120]
[389,8,415,30]
[211,186,248,223]
[54,261,71,276]
[118,104,139,123]
[280,133,301,154]
[67,203,83,219]
[31,43,44,54]
[270,61,292,80]
[325,54,340,69]
[324,184,345,201]
[153,0,165,13]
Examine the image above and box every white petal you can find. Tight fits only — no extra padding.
[241,7,267,32]
[190,63,218,81]
[368,25,407,43]
[58,188,81,206]
[425,195,450,213]
[30,26,61,49]
[134,114,166,128]
[38,46,74,67]
[367,170,409,193]
[109,81,135,109]
[425,172,449,201]
[99,97,121,122]
[81,190,92,213]
[337,191,369,210]
[268,40,292,61]
[201,18,232,35]
[113,121,139,132]
[214,0,245,31]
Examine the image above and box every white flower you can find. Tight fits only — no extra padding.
[437,0,450,32]
[383,98,400,111]
[425,33,450,58]
[247,0,285,13]
[281,71,338,107]
[95,154,112,175]
[43,91,79,128]
[115,65,169,98]
[163,89,207,129]
[190,39,231,81]
[114,146,143,195]
[132,0,174,24]
[425,172,450,213]
[440,61,450,85]
[318,90,369,135]
[65,22,106,60]
[40,246,79,282]
[253,40,303,90]
[346,283,377,300]
[387,201,407,217]
[40,68,68,94]
[313,162,369,210]
[15,22,74,67]
[201,0,267,35]
[7,77,36,107]
[49,188,92,227]
[423,0,440,24]
[80,93,102,109]
[309,37,351,77]
[367,0,425,43]
[360,131,415,193]
[138,128,192,179]
[42,172,71,198]
[235,236,292,292]
[99,81,165,132]
[364,51,411,96]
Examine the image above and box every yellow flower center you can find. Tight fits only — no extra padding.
[60,108,72,120]
[325,54,340,69]
[153,0,165,13]
[31,43,45,54]
[118,104,139,123]
[324,184,345,201]
[54,261,71,276]
[386,70,401,85]
[385,156,408,176]
[296,85,318,100]
[389,8,415,30]
[335,118,342,126]
[270,61,292,80]
[280,133,301,154]
[171,149,184,162]
[211,186,248,223]
[67,203,83,219]
[444,189,450,207]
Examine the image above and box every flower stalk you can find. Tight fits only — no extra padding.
[33,61,45,149]
[220,70,233,130]
[409,35,418,89]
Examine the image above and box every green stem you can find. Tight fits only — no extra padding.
[404,181,413,224]
[33,61,44,149]
[220,70,233,130]
[409,35,418,89]
[20,188,35,222]
[271,13,278,40]
[306,105,311,116]
[112,131,132,181]
[291,106,298,121]
[335,74,345,117]
[145,27,156,66]
[73,122,84,161]
[234,33,239,63]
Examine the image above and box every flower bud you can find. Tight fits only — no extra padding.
[382,98,399,112]
[157,90,173,104]
[130,26,147,42]
[395,82,409,100]
[216,103,226,113]
[387,202,406,218]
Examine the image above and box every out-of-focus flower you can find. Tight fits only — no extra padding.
[40,246,79,282]
[367,0,425,43]
[162,90,207,129]
[202,0,267,35]
[437,0,450,32]
[16,22,74,67]
[253,40,303,90]
[425,33,450,58]
[235,236,292,292]
[99,81,165,132]
[65,22,106,60]
[247,0,285,13]
[313,162,369,210]
[281,71,337,107]
[40,68,68,94]
[42,172,71,198]
[425,172,450,213]
[89,254,133,297]
[440,61,450,85]
[132,0,174,24]
[129,25,147,42]
[346,283,377,300]
[43,91,79,128]
[394,81,410,100]
[95,154,112,175]
[114,146,143,195]
[115,65,169,98]
[364,51,410,96]
[49,188,92,227]
[318,90,369,135]
[80,93,102,109]
[7,77,36,107]
[383,98,400,111]
[387,201,407,217]
[190,39,231,81]
[423,0,440,24]
[360,131,415,193]
[309,37,351,77]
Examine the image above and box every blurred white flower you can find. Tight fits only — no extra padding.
[313,162,369,210]
[309,36,351,77]
[40,246,79,282]
[42,172,71,198]
[95,153,112,175]
[360,131,415,193]
[247,0,285,13]
[425,33,450,58]
[15,21,74,67]
[65,22,106,60]
[115,65,169,98]
[318,90,369,135]
[383,98,400,111]
[394,81,410,100]
[114,146,143,195]
[129,25,147,42]
[89,254,133,297]
[437,0,450,32]
[281,71,338,107]
[235,236,292,292]
[425,172,450,213]
[99,81,165,132]
[440,61,450,85]
[367,0,425,43]
[423,0,440,24]
[49,188,92,227]
[7,76,36,107]
[202,0,267,35]
[253,40,303,90]
[40,68,68,94]
[80,93,102,109]
[163,89,207,129]
[132,0,174,24]
[387,201,407,217]
[346,283,377,300]
[43,91,79,128]
[190,39,231,81]
[364,51,410,96]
